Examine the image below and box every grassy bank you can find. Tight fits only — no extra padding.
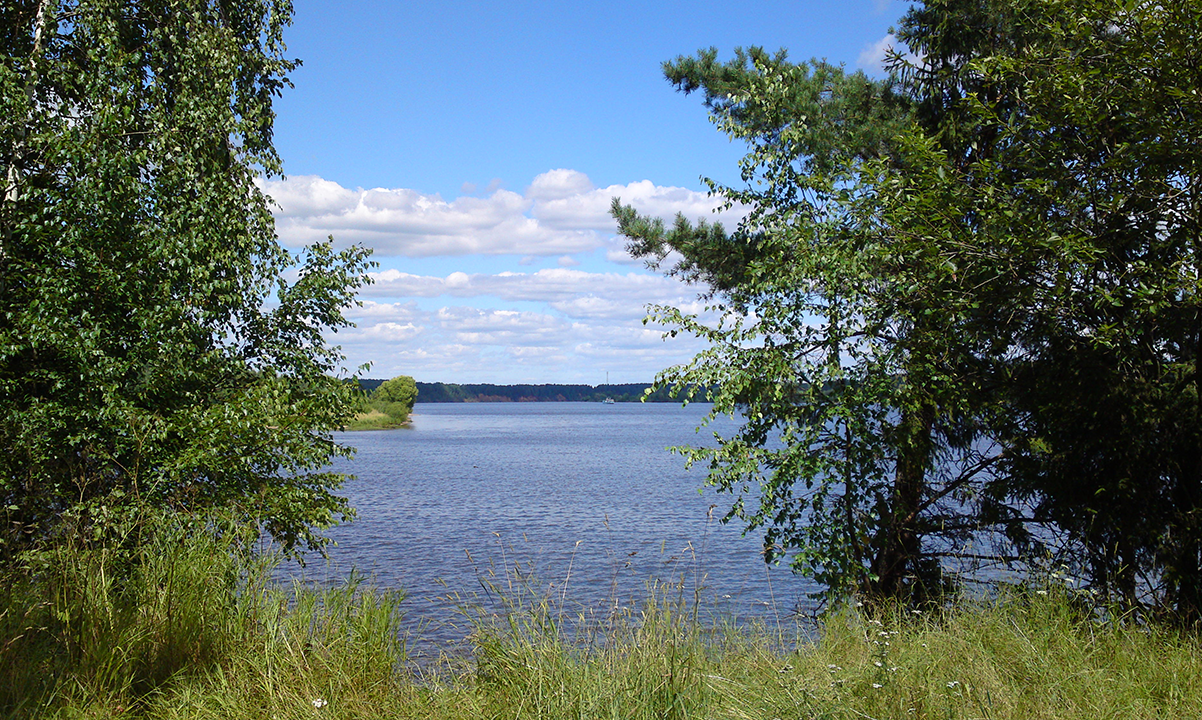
[341,395,415,430]
[342,408,411,430]
[3,538,1200,719]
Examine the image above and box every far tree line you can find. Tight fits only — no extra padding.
[357,380,682,404]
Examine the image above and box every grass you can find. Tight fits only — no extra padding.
[2,533,1200,720]
[342,408,410,431]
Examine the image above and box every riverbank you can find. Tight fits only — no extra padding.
[3,539,1199,719]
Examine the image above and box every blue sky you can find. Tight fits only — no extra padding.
[264,0,908,384]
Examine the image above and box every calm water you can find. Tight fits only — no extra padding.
[295,402,820,648]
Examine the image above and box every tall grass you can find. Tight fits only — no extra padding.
[453,578,1202,720]
[0,527,406,719]
[2,532,1200,719]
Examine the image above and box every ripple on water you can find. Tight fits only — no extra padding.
[285,402,821,651]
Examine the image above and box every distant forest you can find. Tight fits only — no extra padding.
[356,380,683,403]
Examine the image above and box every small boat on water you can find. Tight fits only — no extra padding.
[603,397,615,404]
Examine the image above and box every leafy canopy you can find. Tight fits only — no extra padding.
[372,375,418,410]
[1,0,374,558]
[368,375,417,424]
[617,0,1202,613]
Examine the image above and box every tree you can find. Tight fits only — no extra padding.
[614,49,1013,601]
[0,0,374,559]
[888,0,1202,616]
[371,375,417,421]
[953,0,1202,616]
[617,0,1202,614]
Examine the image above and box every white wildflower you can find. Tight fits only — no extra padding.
[312,698,328,709]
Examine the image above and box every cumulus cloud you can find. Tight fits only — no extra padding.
[271,170,751,382]
[364,267,696,318]
[343,298,713,383]
[532,176,734,232]
[259,169,743,258]
[526,168,595,200]
[606,246,641,265]
[354,321,423,342]
[435,306,570,346]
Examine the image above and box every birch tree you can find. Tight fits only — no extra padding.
[0,0,373,559]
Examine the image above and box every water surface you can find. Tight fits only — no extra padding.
[298,402,819,647]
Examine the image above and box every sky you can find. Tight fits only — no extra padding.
[264,0,909,384]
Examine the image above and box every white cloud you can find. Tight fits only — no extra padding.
[334,275,721,382]
[526,168,595,200]
[606,246,641,265]
[436,306,568,342]
[264,174,358,218]
[857,34,895,74]
[532,177,733,232]
[346,300,712,383]
[352,321,423,342]
[858,33,923,76]
[259,170,743,258]
[268,170,750,383]
[350,299,425,320]
[364,267,697,319]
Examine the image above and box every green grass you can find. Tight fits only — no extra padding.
[2,534,1200,720]
[342,408,410,430]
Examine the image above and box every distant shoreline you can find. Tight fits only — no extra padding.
[356,380,692,403]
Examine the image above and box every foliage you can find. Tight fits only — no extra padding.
[949,0,1202,615]
[338,375,419,429]
[613,51,1005,601]
[372,375,420,413]
[0,0,374,558]
[615,0,1202,612]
